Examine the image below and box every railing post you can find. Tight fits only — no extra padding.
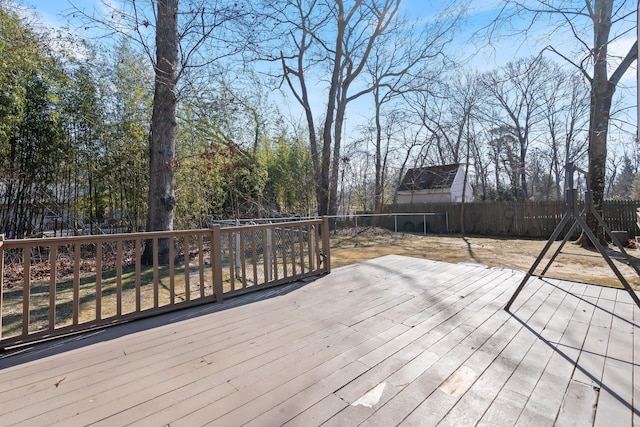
[211,225,224,303]
[0,234,3,343]
[234,232,242,281]
[23,244,31,336]
[265,228,273,282]
[322,217,331,274]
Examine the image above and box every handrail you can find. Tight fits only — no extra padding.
[1,218,330,348]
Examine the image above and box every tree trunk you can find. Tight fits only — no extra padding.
[577,0,614,248]
[519,147,528,200]
[328,93,347,217]
[320,0,347,218]
[577,82,614,247]
[142,0,178,264]
[374,89,383,213]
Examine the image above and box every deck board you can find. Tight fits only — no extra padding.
[1,254,639,426]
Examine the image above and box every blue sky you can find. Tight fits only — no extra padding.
[20,0,638,142]
[24,0,93,25]
[24,0,635,71]
[25,0,513,64]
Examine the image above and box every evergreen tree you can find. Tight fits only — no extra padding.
[612,155,635,199]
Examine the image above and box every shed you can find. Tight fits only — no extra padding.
[396,163,473,204]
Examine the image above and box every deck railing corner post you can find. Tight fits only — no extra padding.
[321,217,331,274]
[265,227,273,282]
[0,234,4,343]
[211,224,224,303]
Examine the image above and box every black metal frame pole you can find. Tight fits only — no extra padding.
[540,201,588,277]
[571,200,640,308]
[505,164,578,311]
[581,193,640,308]
[539,221,577,276]
[506,162,640,312]
[504,188,576,311]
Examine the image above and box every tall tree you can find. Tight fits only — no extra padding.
[0,5,42,154]
[72,0,251,261]
[364,12,453,212]
[539,70,589,200]
[104,39,153,232]
[264,0,461,216]
[145,0,178,262]
[480,56,549,200]
[491,0,638,243]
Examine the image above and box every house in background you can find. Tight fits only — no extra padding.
[396,163,474,204]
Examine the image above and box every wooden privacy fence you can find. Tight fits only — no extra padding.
[386,200,640,239]
[0,218,330,349]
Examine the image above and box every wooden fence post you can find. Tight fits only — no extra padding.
[265,228,273,282]
[322,217,331,274]
[0,234,3,343]
[211,225,224,303]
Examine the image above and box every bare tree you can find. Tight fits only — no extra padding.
[405,85,461,165]
[364,12,454,212]
[369,104,399,211]
[470,128,492,200]
[490,0,638,243]
[539,70,590,200]
[486,126,520,199]
[407,70,481,166]
[263,0,462,216]
[144,0,179,262]
[392,127,426,204]
[479,56,550,200]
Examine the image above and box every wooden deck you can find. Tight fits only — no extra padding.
[1,254,639,426]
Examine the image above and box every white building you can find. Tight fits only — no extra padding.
[396,164,474,204]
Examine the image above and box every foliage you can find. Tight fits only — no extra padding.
[612,155,635,199]
[0,5,70,237]
[174,89,315,226]
[260,134,315,215]
[0,6,42,151]
[631,174,640,201]
[1,71,66,237]
[101,39,152,231]
[0,0,637,240]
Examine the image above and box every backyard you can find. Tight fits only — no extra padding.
[330,228,640,289]
[3,226,640,343]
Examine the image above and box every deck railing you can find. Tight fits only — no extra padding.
[0,218,330,348]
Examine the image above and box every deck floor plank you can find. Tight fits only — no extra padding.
[1,254,638,427]
[324,270,522,427]
[354,280,531,427]
[513,281,596,426]
[483,281,579,423]
[50,302,410,423]
[432,279,578,427]
[8,270,433,425]
[593,297,636,427]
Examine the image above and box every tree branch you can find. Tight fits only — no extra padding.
[609,40,637,87]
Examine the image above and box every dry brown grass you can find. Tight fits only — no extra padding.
[331,227,640,288]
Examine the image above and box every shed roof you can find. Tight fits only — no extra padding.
[397,163,461,191]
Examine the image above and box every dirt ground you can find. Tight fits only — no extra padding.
[330,228,640,289]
